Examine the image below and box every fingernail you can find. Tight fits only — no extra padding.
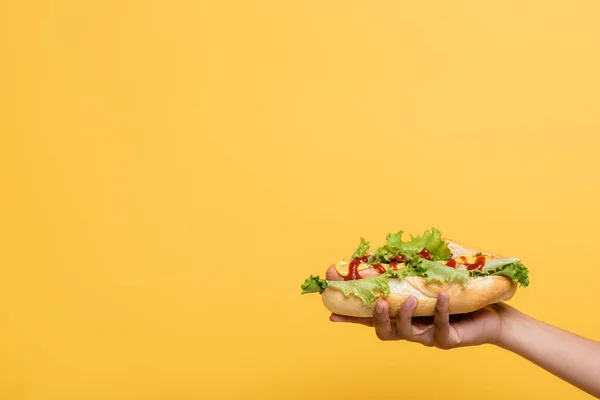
[375,301,384,313]
[404,296,415,308]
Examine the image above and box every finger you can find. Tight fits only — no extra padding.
[396,295,417,339]
[412,321,432,331]
[326,264,344,281]
[373,300,394,340]
[329,314,374,326]
[433,292,452,349]
[411,316,434,331]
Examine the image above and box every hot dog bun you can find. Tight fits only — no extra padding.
[321,239,518,317]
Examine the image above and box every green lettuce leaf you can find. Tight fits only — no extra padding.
[481,258,521,272]
[397,264,425,279]
[370,231,403,262]
[490,263,529,287]
[401,228,451,261]
[400,257,530,288]
[403,257,469,286]
[470,261,529,287]
[424,262,469,285]
[300,261,529,307]
[351,237,370,259]
[371,228,451,262]
[300,275,328,294]
[328,273,391,306]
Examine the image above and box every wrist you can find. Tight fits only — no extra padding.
[493,303,525,349]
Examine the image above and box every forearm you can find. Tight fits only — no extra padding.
[497,307,600,398]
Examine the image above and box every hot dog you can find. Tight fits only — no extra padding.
[301,228,529,317]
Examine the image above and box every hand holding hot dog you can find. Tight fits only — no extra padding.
[326,264,505,348]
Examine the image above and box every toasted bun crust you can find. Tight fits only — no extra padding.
[321,239,518,317]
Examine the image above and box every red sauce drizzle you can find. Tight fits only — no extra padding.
[344,256,369,280]
[389,262,398,270]
[445,259,457,268]
[391,254,406,263]
[465,255,486,271]
[372,263,386,274]
[418,248,431,260]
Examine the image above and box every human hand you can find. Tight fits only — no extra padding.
[330,292,510,349]
[325,264,511,348]
[327,266,600,398]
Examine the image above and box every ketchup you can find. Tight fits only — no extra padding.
[418,248,431,260]
[391,254,406,263]
[389,262,398,270]
[344,256,369,280]
[465,255,486,271]
[372,263,386,274]
[445,255,486,270]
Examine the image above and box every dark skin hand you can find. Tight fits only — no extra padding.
[324,264,600,398]
[330,295,507,348]
[326,264,508,348]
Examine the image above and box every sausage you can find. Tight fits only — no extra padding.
[325,264,380,281]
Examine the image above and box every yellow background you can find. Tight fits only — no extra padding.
[2,1,600,399]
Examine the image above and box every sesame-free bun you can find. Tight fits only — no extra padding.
[321,240,518,317]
